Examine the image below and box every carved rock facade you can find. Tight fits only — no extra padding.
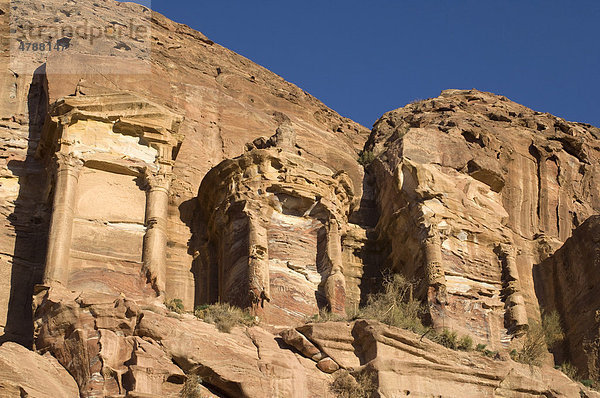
[1,0,600,395]
[194,127,356,325]
[0,0,368,342]
[37,93,183,300]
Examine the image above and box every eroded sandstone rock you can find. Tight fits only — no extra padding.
[0,341,79,397]
[365,89,600,350]
[31,285,332,397]
[193,129,356,325]
[284,320,599,397]
[1,0,600,395]
[0,0,368,343]
[29,279,599,398]
[534,216,600,379]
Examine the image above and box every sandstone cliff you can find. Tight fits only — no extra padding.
[0,0,368,345]
[366,89,600,351]
[1,0,600,397]
[534,216,600,380]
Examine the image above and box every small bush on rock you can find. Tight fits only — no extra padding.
[432,329,458,350]
[542,310,564,347]
[165,298,185,314]
[514,310,564,366]
[330,370,376,398]
[483,349,499,358]
[181,375,208,398]
[558,362,580,381]
[514,321,546,366]
[458,335,474,351]
[357,273,427,334]
[195,303,256,333]
[581,379,595,388]
[357,150,375,166]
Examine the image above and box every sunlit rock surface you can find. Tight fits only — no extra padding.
[0,0,600,396]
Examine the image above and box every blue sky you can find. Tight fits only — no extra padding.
[143,1,600,128]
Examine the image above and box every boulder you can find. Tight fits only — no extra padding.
[0,342,79,398]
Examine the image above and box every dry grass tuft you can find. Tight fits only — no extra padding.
[513,310,564,366]
[165,298,185,314]
[330,370,376,398]
[195,303,256,333]
[357,273,427,334]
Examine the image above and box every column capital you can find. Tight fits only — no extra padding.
[143,167,172,193]
[54,152,84,173]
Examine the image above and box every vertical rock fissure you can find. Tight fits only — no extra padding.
[529,143,543,225]
[554,158,562,238]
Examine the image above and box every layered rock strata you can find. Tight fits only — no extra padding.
[365,89,600,349]
[0,0,368,343]
[26,284,600,398]
[31,284,334,397]
[281,319,600,398]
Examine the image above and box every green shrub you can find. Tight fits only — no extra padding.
[165,298,185,314]
[457,335,474,351]
[557,363,600,391]
[514,321,546,365]
[513,311,564,366]
[581,379,594,388]
[330,370,376,398]
[356,273,427,334]
[357,150,375,166]
[309,274,476,354]
[195,303,256,333]
[476,343,487,352]
[432,329,458,350]
[484,350,498,358]
[542,310,564,348]
[559,362,580,381]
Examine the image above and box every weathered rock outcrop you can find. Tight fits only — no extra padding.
[534,216,600,379]
[282,320,600,398]
[28,283,600,398]
[0,341,79,397]
[31,285,333,397]
[2,0,600,395]
[193,128,357,325]
[0,0,368,344]
[366,89,600,349]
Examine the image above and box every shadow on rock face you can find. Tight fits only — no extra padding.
[0,64,51,347]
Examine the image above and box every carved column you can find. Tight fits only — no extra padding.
[247,215,270,312]
[324,219,346,314]
[43,152,84,286]
[422,226,447,305]
[496,243,528,334]
[142,168,171,295]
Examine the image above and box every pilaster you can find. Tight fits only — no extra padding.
[43,152,84,285]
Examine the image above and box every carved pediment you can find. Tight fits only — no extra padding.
[39,92,184,168]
